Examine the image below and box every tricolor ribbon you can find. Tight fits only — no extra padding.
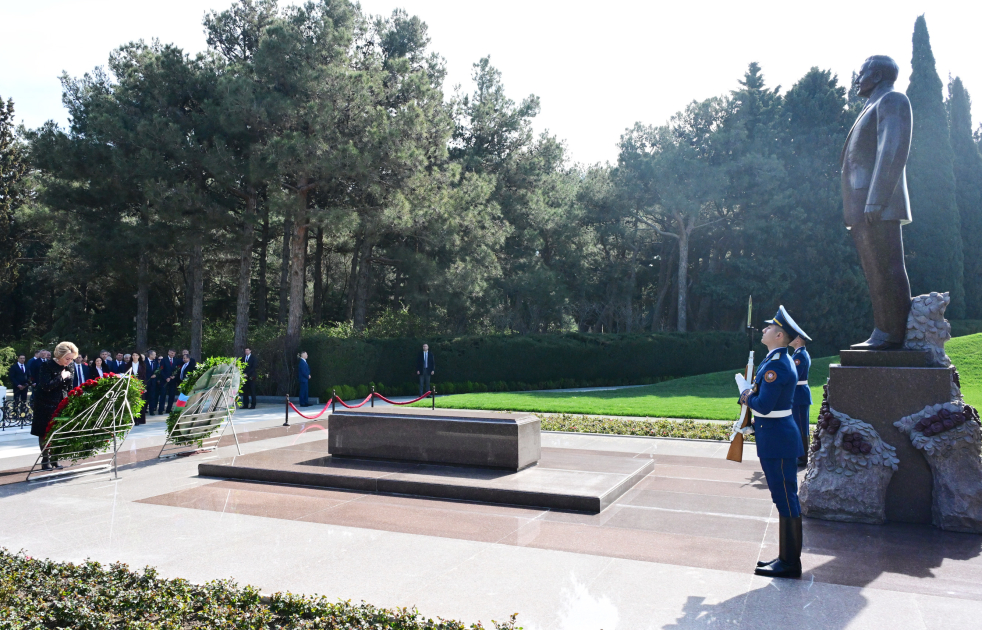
[175,393,189,408]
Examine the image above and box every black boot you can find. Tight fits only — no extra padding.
[755,516,802,578]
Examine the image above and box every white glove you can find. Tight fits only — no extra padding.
[735,373,751,393]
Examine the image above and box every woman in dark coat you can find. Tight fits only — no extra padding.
[30,341,77,470]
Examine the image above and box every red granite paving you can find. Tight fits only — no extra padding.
[139,448,982,600]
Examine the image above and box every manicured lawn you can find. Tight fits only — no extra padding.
[415,333,982,421]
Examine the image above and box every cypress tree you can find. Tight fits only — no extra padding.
[947,77,982,318]
[905,15,965,317]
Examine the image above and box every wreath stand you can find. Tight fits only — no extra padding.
[27,376,136,482]
[158,365,241,459]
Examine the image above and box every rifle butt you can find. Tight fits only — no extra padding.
[726,433,744,463]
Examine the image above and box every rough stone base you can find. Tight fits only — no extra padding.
[801,408,898,524]
[896,402,982,533]
[827,364,952,524]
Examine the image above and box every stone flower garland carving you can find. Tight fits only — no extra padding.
[801,384,899,524]
[894,402,981,458]
[809,385,900,476]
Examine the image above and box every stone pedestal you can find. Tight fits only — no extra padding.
[328,407,541,471]
[828,362,952,523]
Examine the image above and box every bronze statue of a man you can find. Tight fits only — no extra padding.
[841,55,913,350]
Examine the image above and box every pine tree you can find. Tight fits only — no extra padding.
[948,77,982,318]
[0,96,25,289]
[905,15,965,317]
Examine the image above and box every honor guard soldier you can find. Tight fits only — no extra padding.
[789,331,813,467]
[738,305,806,578]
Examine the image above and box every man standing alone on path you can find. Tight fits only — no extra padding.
[297,352,310,407]
[416,343,434,397]
[10,355,28,402]
[241,347,257,409]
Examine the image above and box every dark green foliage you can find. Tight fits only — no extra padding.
[299,331,750,400]
[905,15,965,316]
[948,77,982,318]
[0,96,25,292]
[0,548,520,629]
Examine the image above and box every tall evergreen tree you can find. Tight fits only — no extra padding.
[905,15,964,317]
[0,96,26,290]
[947,77,982,319]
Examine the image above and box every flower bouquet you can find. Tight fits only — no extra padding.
[43,373,144,462]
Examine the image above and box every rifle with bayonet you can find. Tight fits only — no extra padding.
[726,296,756,463]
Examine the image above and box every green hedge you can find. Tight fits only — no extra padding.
[306,331,748,401]
[0,549,519,629]
[952,320,982,338]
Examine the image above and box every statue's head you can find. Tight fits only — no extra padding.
[854,56,900,98]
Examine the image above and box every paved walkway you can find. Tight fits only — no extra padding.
[1,405,979,629]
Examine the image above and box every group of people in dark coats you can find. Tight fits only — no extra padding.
[17,346,198,441]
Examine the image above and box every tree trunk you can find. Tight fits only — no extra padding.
[233,191,257,358]
[313,227,324,325]
[136,253,149,350]
[624,221,641,333]
[285,183,310,358]
[652,242,676,332]
[675,213,690,333]
[352,236,374,331]
[256,200,269,323]
[345,231,364,321]
[190,243,204,360]
[278,215,293,325]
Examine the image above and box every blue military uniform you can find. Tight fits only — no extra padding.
[740,305,811,579]
[792,346,812,459]
[745,345,803,518]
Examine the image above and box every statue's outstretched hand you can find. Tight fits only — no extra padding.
[864,204,884,224]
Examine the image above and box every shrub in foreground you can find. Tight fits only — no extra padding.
[0,549,520,629]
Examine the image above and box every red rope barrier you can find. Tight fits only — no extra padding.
[331,394,373,409]
[373,391,432,405]
[287,400,332,419]
[286,390,434,420]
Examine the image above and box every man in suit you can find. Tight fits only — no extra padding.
[181,349,197,373]
[71,355,87,388]
[144,350,159,416]
[100,350,114,373]
[158,349,178,414]
[241,347,257,409]
[841,55,913,350]
[738,306,807,579]
[177,353,193,385]
[27,350,42,386]
[10,355,29,402]
[790,335,812,468]
[297,351,311,406]
[416,343,435,397]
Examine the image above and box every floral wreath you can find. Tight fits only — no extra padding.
[43,373,145,462]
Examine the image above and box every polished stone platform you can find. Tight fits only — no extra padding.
[328,408,540,471]
[198,441,651,513]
